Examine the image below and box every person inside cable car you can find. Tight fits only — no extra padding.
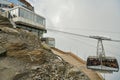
[102,59,118,68]
[87,58,100,66]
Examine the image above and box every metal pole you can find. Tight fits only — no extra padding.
[97,39,106,70]
[97,39,105,58]
[101,40,105,57]
[96,40,99,57]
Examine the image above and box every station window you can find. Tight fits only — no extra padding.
[10,7,45,26]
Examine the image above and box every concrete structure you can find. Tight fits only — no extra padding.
[0,0,46,37]
[41,37,55,47]
[8,0,34,11]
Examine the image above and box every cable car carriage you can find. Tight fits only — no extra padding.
[86,36,119,73]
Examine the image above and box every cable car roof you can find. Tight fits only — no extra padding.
[88,56,116,59]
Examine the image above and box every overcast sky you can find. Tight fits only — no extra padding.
[28,0,120,33]
[27,0,120,80]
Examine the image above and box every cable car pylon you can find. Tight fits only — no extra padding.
[89,36,111,58]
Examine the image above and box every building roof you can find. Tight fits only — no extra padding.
[19,0,32,7]
[0,0,11,4]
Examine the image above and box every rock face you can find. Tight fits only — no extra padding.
[0,27,90,80]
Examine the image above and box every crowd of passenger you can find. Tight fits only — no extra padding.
[87,58,118,68]
[87,58,100,66]
[102,59,118,68]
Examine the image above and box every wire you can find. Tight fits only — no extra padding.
[47,28,120,42]
[47,28,89,38]
[47,26,120,34]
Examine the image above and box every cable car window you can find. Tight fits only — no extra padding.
[102,58,119,68]
[87,57,100,66]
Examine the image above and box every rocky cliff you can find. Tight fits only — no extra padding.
[0,27,90,80]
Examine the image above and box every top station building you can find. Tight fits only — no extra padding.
[0,0,46,37]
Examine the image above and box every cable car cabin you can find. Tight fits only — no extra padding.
[87,56,119,73]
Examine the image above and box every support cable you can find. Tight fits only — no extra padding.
[47,28,120,42]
